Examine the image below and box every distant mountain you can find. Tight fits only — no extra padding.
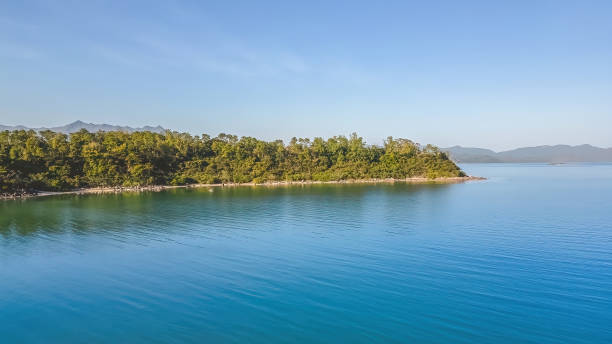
[443,145,612,163]
[441,146,503,163]
[0,120,166,134]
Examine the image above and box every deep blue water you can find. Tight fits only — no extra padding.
[1,164,611,343]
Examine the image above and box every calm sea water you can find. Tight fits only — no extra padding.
[1,164,611,343]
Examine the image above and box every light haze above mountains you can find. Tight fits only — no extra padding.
[0,120,166,134]
[2,121,611,163]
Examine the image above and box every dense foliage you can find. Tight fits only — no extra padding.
[0,130,464,193]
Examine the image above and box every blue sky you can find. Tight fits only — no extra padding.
[1,0,611,150]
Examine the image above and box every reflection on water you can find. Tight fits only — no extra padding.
[0,183,452,239]
[1,165,611,343]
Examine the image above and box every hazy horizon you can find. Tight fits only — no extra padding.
[2,1,612,151]
[3,119,611,152]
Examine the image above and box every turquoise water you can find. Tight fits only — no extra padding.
[1,164,611,343]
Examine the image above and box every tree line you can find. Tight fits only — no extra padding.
[0,129,464,193]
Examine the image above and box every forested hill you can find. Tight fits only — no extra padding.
[0,130,464,193]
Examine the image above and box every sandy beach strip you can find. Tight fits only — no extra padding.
[2,176,486,200]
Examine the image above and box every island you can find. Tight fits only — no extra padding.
[0,130,481,198]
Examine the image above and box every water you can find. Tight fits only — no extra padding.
[1,164,611,343]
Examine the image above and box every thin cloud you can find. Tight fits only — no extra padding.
[89,45,153,69]
[0,16,39,31]
[128,33,309,77]
[0,43,42,60]
[91,24,309,77]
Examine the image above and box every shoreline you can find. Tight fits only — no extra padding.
[2,176,485,200]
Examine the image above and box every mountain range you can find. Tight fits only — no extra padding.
[442,145,612,163]
[0,120,166,134]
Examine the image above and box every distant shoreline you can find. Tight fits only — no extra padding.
[1,176,485,200]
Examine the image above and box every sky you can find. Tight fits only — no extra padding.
[1,0,611,150]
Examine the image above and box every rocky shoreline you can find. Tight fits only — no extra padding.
[2,176,485,200]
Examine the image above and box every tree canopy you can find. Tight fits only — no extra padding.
[0,130,464,193]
